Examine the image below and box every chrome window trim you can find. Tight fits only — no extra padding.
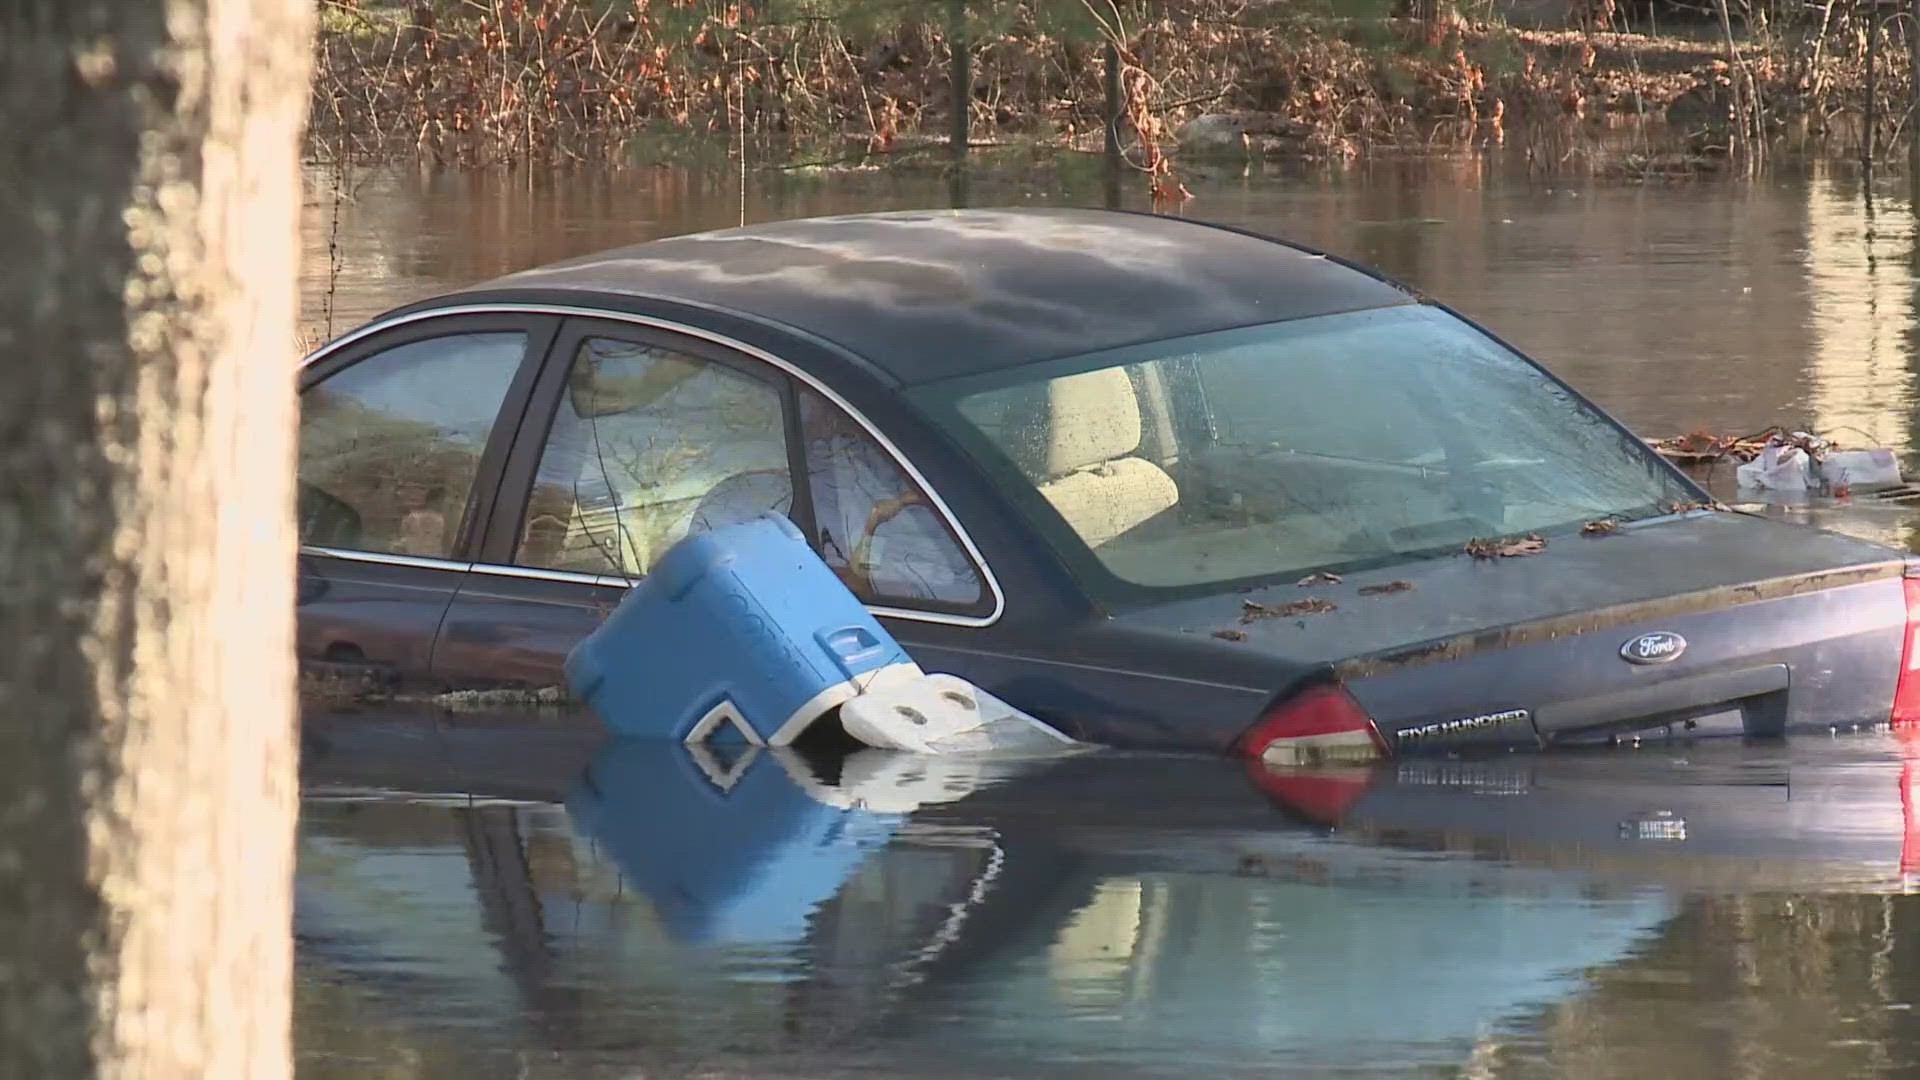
[301,546,474,574]
[463,560,631,590]
[301,305,1007,628]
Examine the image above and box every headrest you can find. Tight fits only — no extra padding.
[1030,367,1144,477]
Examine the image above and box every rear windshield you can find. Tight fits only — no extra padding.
[909,305,1696,599]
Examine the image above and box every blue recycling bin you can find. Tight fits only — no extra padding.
[563,513,918,744]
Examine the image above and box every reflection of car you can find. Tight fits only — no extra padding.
[297,208,1919,756]
[294,725,1677,1073]
[1249,734,1919,892]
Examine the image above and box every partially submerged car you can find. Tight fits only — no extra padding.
[297,208,1920,760]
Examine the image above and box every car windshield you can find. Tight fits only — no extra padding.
[910,304,1698,599]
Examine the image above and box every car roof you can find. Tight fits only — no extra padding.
[445,207,1414,386]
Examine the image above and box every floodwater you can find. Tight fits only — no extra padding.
[296,159,1920,1077]
[298,708,1920,1079]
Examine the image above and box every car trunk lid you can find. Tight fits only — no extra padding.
[1127,511,1909,748]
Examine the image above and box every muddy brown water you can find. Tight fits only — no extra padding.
[297,160,1920,1078]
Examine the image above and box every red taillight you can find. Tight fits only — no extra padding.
[1234,683,1389,767]
[1895,573,1920,729]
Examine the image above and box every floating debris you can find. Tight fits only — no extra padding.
[1242,597,1338,623]
[1464,534,1547,559]
[1822,449,1903,492]
[1213,628,1249,641]
[1648,426,1828,466]
[433,686,572,711]
[1296,571,1344,587]
[1581,519,1620,537]
[1871,484,1920,504]
[1358,580,1414,595]
[1647,430,1746,464]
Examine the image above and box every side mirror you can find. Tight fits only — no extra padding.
[298,481,362,548]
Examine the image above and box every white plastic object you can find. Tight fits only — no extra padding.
[1819,449,1903,492]
[838,673,1078,755]
[1735,442,1811,491]
[773,747,988,813]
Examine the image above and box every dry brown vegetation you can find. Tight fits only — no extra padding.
[309,0,1920,174]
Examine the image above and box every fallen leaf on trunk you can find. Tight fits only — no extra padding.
[1213,629,1248,642]
[1464,534,1547,559]
[1242,597,1338,623]
[1581,519,1619,536]
[1296,571,1344,587]
[1358,580,1414,595]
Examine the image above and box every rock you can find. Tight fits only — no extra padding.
[1177,113,1248,151]
[1176,112,1312,155]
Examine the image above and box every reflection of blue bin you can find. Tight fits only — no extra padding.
[565,740,902,947]
[564,513,917,744]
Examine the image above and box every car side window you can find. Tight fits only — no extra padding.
[798,389,983,608]
[516,337,792,578]
[297,331,526,558]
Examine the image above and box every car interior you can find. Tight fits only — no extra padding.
[971,357,1475,589]
[518,346,978,608]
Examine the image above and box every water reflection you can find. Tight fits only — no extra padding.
[1806,164,1916,454]
[296,711,1920,1077]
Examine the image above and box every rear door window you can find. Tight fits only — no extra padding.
[797,388,984,609]
[913,305,1696,599]
[514,337,793,578]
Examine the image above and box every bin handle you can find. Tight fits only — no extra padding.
[817,624,888,678]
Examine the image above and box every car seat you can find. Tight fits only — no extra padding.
[1013,367,1179,548]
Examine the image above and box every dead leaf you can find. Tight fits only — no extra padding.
[1581,519,1619,536]
[1649,429,1783,464]
[1213,629,1248,642]
[1464,534,1547,559]
[1649,430,1735,463]
[1358,580,1414,596]
[1664,500,1714,515]
[1296,571,1344,587]
[1242,597,1338,623]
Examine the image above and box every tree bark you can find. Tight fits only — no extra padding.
[0,2,312,1077]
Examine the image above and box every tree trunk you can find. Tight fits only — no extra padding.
[1104,40,1125,210]
[0,2,312,1077]
[949,0,971,160]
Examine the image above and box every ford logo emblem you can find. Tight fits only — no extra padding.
[1621,631,1687,665]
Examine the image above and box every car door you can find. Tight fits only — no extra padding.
[297,313,558,684]
[431,315,995,692]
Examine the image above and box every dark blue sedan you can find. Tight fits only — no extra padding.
[296,208,1920,761]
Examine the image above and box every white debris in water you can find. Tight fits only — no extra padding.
[431,686,572,711]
